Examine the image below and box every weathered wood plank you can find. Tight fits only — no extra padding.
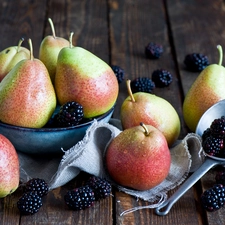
[0,0,48,57]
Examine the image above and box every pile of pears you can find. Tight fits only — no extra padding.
[0,18,119,128]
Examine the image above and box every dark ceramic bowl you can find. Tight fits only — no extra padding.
[0,106,114,155]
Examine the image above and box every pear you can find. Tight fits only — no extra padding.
[0,134,19,198]
[55,32,119,118]
[39,18,69,82]
[105,123,171,191]
[0,39,57,128]
[120,80,180,147]
[183,45,225,131]
[0,38,30,81]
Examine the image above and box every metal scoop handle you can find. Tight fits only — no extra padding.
[155,157,224,216]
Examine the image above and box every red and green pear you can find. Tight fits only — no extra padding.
[0,134,19,198]
[120,80,180,147]
[39,18,69,83]
[105,123,171,191]
[0,39,57,128]
[55,32,119,118]
[183,45,225,131]
[0,38,30,81]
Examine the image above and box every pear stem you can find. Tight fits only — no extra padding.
[69,32,74,48]
[126,79,135,102]
[48,18,56,39]
[217,45,223,66]
[28,39,34,61]
[17,38,24,53]
[140,122,150,136]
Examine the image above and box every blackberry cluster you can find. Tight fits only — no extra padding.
[130,77,155,93]
[17,178,49,215]
[55,101,84,127]
[64,176,112,211]
[25,178,49,197]
[86,176,112,200]
[184,53,209,72]
[201,184,225,212]
[145,42,163,59]
[202,116,225,158]
[64,186,95,210]
[17,192,43,215]
[111,65,125,83]
[152,69,173,87]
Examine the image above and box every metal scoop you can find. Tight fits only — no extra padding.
[155,99,225,216]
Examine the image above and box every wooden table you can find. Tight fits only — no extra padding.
[1,0,225,224]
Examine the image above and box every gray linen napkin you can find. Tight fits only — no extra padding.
[18,119,204,204]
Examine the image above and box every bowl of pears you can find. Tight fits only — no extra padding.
[0,22,119,155]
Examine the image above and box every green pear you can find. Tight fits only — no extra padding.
[120,80,180,147]
[39,18,69,82]
[55,32,119,118]
[183,45,225,131]
[0,38,30,81]
[105,123,171,191]
[0,39,57,128]
[0,134,19,198]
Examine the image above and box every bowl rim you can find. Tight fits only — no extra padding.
[0,106,114,132]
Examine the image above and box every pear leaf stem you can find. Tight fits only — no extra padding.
[17,38,24,53]
[48,18,56,39]
[69,32,74,48]
[28,39,34,61]
[126,79,135,102]
[217,45,223,66]
[140,122,150,136]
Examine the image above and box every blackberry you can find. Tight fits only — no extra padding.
[151,69,173,87]
[201,184,225,212]
[210,116,225,138]
[25,178,49,197]
[216,169,225,186]
[184,53,209,72]
[55,101,84,127]
[202,136,224,157]
[201,128,212,144]
[111,65,125,83]
[145,42,163,59]
[17,192,43,215]
[130,77,155,93]
[64,185,95,210]
[86,176,112,200]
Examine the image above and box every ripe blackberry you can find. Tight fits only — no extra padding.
[151,69,173,87]
[184,53,209,72]
[210,116,225,138]
[202,128,212,144]
[145,42,163,59]
[201,184,225,212]
[202,136,224,157]
[86,176,112,200]
[64,185,95,210]
[215,169,225,186]
[17,192,43,215]
[130,77,155,93]
[25,178,49,197]
[111,65,125,83]
[56,101,84,127]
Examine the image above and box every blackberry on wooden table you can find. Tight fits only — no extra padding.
[201,184,225,212]
[17,192,43,215]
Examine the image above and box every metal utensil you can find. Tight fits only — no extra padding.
[155,99,225,216]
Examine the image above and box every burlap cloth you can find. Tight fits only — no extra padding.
[18,119,204,213]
